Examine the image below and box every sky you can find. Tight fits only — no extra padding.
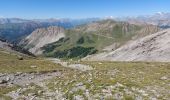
[0,0,170,19]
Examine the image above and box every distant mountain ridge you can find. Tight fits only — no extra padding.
[117,12,170,28]
[0,18,30,24]
[1,13,170,43]
[0,18,100,42]
[0,18,99,24]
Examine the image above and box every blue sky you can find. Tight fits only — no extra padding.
[0,0,169,19]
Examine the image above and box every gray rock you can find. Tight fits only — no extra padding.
[0,73,5,77]
[114,92,123,100]
[15,72,22,76]
[17,55,23,60]
[28,93,36,97]
[75,82,84,87]
[73,95,84,100]
[6,76,10,81]
[150,97,157,100]
[135,95,143,100]
[38,90,43,94]
[30,65,37,68]
[0,79,8,84]
[160,76,168,80]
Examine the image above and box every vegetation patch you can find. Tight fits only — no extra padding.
[45,46,97,59]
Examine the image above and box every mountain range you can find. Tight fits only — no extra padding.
[1,12,170,61]
[0,18,99,42]
[19,19,159,59]
[118,12,170,28]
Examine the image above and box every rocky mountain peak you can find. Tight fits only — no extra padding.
[21,26,65,55]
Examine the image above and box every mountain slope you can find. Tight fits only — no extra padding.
[42,20,160,59]
[0,37,34,57]
[85,29,170,62]
[20,26,65,55]
[0,38,13,51]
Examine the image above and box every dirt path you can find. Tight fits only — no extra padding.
[48,58,93,71]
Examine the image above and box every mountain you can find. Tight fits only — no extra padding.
[0,22,44,42]
[0,18,30,24]
[119,12,170,28]
[20,26,65,55]
[0,20,72,43]
[84,29,170,62]
[0,37,34,56]
[69,18,100,26]
[40,19,159,59]
[0,18,99,43]
[2,13,170,43]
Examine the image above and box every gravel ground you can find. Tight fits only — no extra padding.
[0,71,61,86]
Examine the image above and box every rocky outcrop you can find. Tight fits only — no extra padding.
[21,26,65,55]
[84,29,170,62]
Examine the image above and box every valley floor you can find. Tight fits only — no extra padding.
[0,50,169,100]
